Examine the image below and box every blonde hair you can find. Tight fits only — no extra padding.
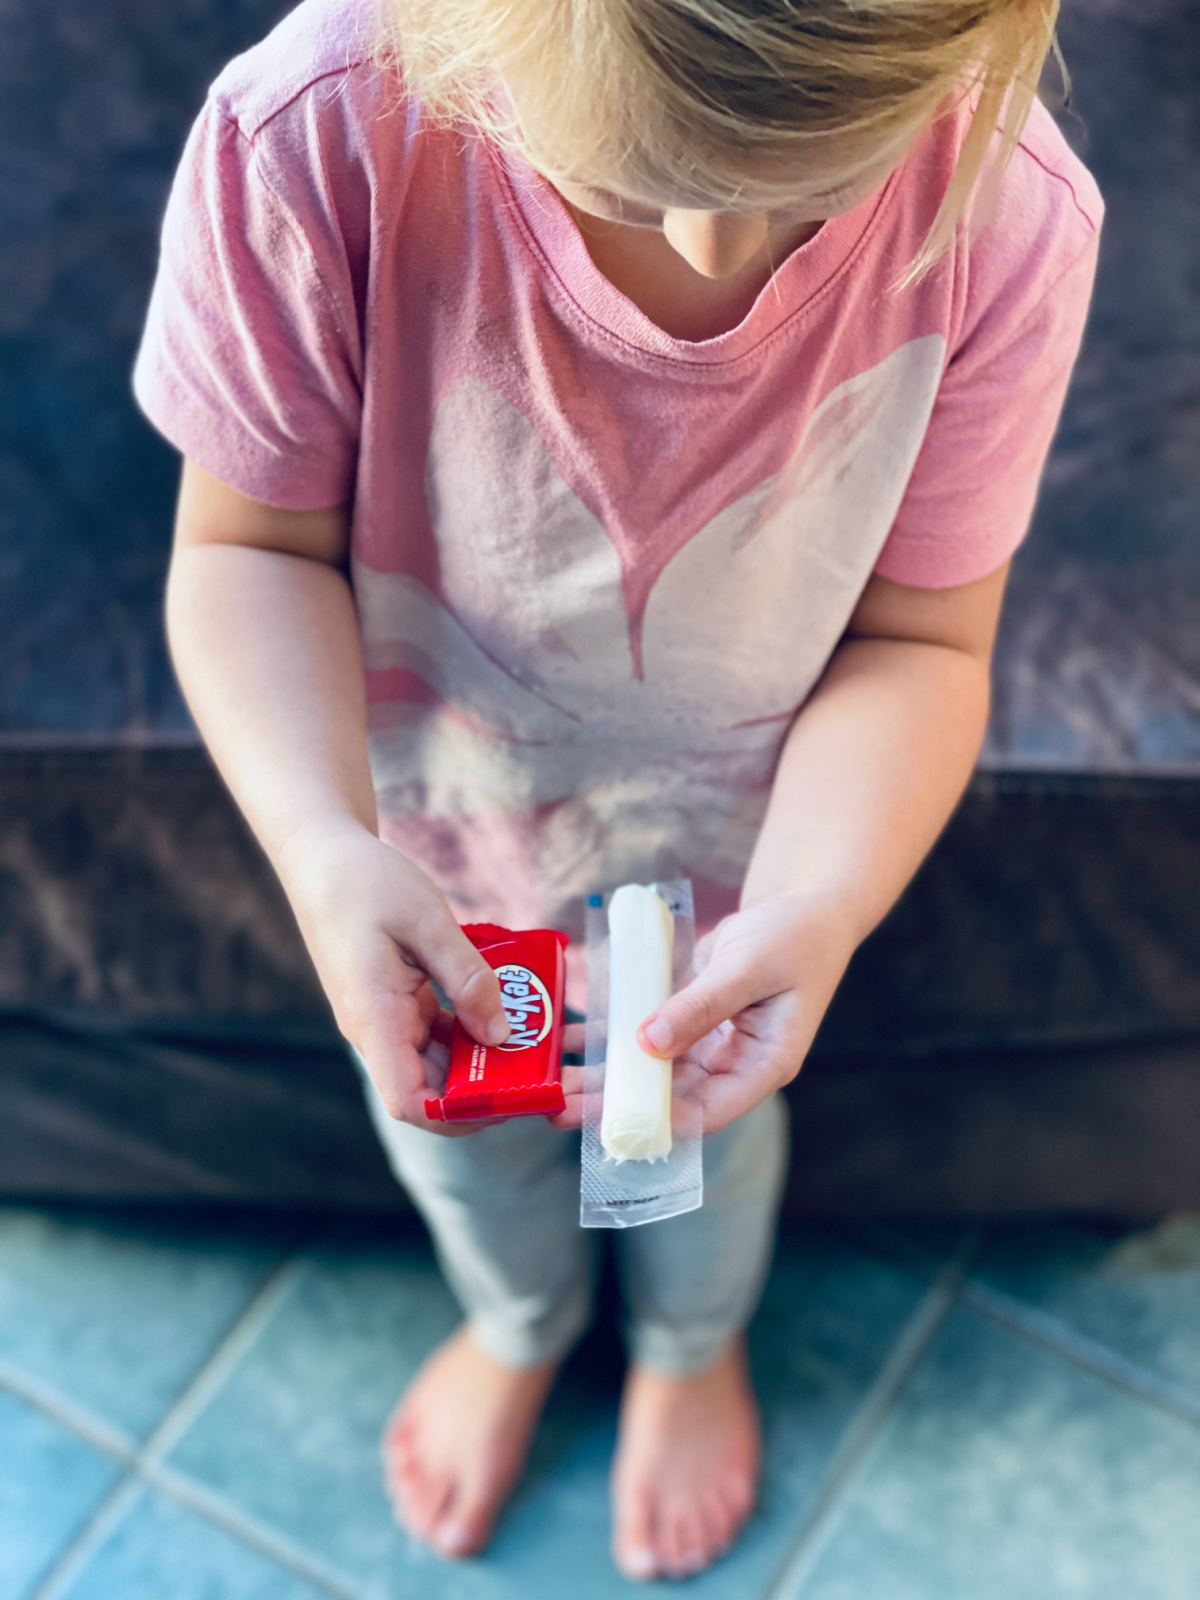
[376,0,1061,284]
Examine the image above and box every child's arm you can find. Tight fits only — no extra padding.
[618,562,1008,1134]
[167,461,511,1129]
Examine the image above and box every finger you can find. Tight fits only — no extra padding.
[426,1003,456,1050]
[403,904,510,1048]
[365,1034,512,1136]
[357,1000,436,1123]
[349,969,460,1130]
[561,1021,586,1055]
[414,981,443,1036]
[548,1066,585,1129]
[558,1063,585,1097]
[678,1005,804,1133]
[686,1068,769,1135]
[437,1115,512,1137]
[548,1094,583,1130]
[637,962,771,1061]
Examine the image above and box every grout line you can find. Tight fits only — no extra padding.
[18,1253,310,1600]
[0,1354,136,1462]
[819,1222,1200,1435]
[27,1477,148,1600]
[135,1254,309,1468]
[146,1462,364,1600]
[960,1279,1200,1431]
[764,1232,979,1600]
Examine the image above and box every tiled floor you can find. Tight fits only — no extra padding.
[2,1207,1198,1600]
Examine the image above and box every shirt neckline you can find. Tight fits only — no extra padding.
[494,144,896,368]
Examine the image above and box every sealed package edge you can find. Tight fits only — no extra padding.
[580,882,703,1228]
[424,923,568,1122]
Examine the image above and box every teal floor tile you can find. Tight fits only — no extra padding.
[0,1207,301,1440]
[168,1226,937,1598]
[971,1215,1200,1402]
[489,1231,944,1600]
[842,1221,976,1277]
[59,1489,331,1600]
[793,1305,1200,1600]
[167,1227,461,1595]
[0,1388,120,1600]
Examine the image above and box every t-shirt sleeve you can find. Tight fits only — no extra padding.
[874,138,1102,590]
[133,97,362,509]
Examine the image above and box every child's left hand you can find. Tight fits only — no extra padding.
[552,894,857,1134]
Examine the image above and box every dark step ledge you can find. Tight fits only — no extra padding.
[1,1008,1196,1219]
[0,744,1197,1215]
[4,743,1200,1045]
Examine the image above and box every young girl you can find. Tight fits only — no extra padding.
[135,0,1100,1580]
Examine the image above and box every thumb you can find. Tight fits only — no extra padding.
[637,959,764,1060]
[414,909,510,1047]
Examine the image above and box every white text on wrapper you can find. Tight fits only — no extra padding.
[495,963,554,1050]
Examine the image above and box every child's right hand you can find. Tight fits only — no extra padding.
[275,819,512,1134]
[166,467,508,1133]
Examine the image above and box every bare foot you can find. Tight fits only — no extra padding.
[382,1325,558,1558]
[611,1341,760,1582]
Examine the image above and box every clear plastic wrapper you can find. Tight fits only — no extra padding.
[580,880,703,1228]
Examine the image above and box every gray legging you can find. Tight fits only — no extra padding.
[356,1052,789,1374]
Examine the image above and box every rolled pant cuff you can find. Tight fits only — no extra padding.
[627,1321,741,1378]
[468,1286,593,1371]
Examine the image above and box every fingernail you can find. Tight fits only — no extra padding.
[642,1018,672,1054]
[486,1015,511,1046]
[622,1546,657,1579]
[436,1521,472,1555]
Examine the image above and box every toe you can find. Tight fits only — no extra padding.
[382,1399,414,1451]
[612,1477,659,1582]
[660,1502,708,1578]
[614,1543,659,1583]
[722,1463,756,1526]
[434,1470,499,1558]
[681,1508,714,1576]
[433,1518,477,1559]
[699,1489,736,1562]
[386,1430,421,1493]
[380,1421,408,1481]
[396,1459,455,1542]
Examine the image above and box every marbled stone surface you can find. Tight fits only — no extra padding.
[0,0,1198,766]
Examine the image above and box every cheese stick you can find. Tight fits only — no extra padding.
[601,884,674,1162]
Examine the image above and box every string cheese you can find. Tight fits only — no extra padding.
[601,884,674,1162]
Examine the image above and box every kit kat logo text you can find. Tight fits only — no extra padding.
[495,963,553,1050]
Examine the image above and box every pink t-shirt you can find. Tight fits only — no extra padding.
[135,0,1102,996]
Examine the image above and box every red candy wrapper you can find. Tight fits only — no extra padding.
[424,924,568,1122]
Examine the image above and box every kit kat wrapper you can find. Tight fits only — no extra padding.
[424,925,568,1121]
